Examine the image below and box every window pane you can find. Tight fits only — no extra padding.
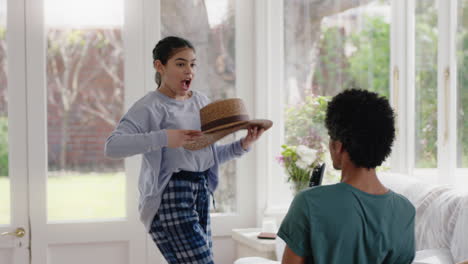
[415,0,438,169]
[283,0,391,185]
[160,0,237,213]
[45,0,125,221]
[0,0,10,225]
[457,0,468,168]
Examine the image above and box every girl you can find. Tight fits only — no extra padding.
[105,36,264,263]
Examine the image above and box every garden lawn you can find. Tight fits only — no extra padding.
[0,176,10,224]
[0,172,125,224]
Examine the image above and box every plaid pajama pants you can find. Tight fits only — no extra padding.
[149,170,214,264]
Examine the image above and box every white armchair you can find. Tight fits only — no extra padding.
[379,173,468,263]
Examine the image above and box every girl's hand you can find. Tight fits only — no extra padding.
[166,129,203,148]
[241,126,265,150]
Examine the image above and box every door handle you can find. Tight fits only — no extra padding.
[1,227,26,238]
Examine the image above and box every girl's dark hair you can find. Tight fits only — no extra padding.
[325,89,396,169]
[152,36,195,87]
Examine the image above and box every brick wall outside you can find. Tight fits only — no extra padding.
[46,31,124,172]
[0,29,124,172]
[1,25,231,173]
[47,94,123,172]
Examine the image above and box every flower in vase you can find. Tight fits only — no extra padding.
[278,144,323,195]
[296,145,317,167]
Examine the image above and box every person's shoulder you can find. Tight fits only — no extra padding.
[126,92,164,118]
[191,90,211,106]
[296,183,346,204]
[191,89,206,98]
[300,183,346,197]
[290,184,348,216]
[128,91,155,106]
[391,191,416,215]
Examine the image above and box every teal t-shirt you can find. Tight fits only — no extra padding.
[277,182,415,264]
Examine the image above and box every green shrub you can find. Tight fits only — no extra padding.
[0,117,8,177]
[285,94,330,148]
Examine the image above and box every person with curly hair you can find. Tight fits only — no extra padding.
[278,89,415,264]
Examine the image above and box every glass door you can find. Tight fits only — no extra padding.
[0,0,29,263]
[26,0,146,263]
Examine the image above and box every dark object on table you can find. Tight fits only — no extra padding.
[257,232,277,240]
[309,163,325,187]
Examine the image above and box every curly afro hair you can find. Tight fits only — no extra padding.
[325,89,395,169]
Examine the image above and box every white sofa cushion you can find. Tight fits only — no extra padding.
[412,248,454,264]
[233,257,279,264]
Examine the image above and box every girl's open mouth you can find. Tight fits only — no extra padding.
[182,79,192,89]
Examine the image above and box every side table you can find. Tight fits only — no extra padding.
[231,228,277,260]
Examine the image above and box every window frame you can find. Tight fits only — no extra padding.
[259,0,467,219]
[409,0,460,184]
[436,0,458,184]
